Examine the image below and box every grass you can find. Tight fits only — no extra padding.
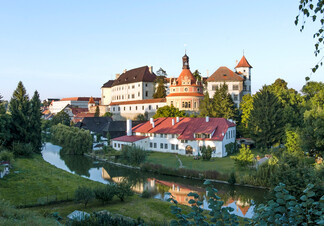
[0,154,103,206]
[27,195,183,225]
[145,152,180,169]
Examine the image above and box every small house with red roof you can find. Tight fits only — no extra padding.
[111,117,236,157]
[49,97,101,114]
[207,55,252,108]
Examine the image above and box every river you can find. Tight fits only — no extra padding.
[42,142,268,218]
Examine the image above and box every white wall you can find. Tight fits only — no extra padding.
[101,87,112,105]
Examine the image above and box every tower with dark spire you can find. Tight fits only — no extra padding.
[182,54,190,69]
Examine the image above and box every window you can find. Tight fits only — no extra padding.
[129,106,131,110]
[142,106,144,110]
[160,143,163,149]
[184,88,188,92]
[154,143,157,148]
[160,134,163,138]
[118,107,120,111]
[114,143,116,148]
[118,143,120,148]
[135,106,138,110]
[150,142,153,148]
[243,85,247,91]
[124,107,126,111]
[128,94,130,99]
[176,144,179,150]
[138,84,140,87]
[132,85,135,89]
[233,85,239,90]
[165,144,168,149]
[194,102,197,108]
[154,133,156,137]
[171,101,173,106]
[171,144,175,150]
[233,94,238,101]
[172,134,175,138]
[212,85,218,91]
[113,107,115,111]
[145,91,148,97]
[149,105,151,110]
[145,84,148,87]
[156,105,158,109]
[182,101,191,108]
[138,92,140,97]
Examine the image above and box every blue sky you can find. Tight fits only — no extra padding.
[0,1,322,100]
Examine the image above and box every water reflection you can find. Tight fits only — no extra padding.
[42,143,267,218]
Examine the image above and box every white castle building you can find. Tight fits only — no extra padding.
[111,117,236,158]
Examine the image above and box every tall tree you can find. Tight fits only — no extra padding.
[192,69,202,82]
[9,81,30,144]
[29,91,42,153]
[52,110,71,126]
[94,106,100,117]
[0,95,11,146]
[153,78,166,98]
[238,94,253,137]
[211,83,236,120]
[199,91,212,117]
[248,86,284,148]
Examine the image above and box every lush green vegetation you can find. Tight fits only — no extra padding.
[120,145,147,166]
[153,105,186,118]
[51,124,92,155]
[0,155,101,206]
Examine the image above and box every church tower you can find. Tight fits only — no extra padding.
[166,54,204,112]
[235,55,252,95]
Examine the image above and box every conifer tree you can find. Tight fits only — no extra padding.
[153,78,166,98]
[248,86,284,148]
[211,83,236,120]
[94,106,100,117]
[29,91,42,153]
[9,81,30,144]
[0,94,11,146]
[199,91,212,117]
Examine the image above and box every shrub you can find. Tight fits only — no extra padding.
[12,142,34,157]
[225,142,238,155]
[121,145,147,165]
[201,145,212,161]
[115,182,133,201]
[94,184,117,204]
[231,144,254,167]
[74,186,94,207]
[228,172,236,185]
[0,150,14,162]
[141,190,151,199]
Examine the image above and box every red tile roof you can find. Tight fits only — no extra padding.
[110,98,166,106]
[112,66,156,86]
[132,117,235,141]
[112,135,148,142]
[88,97,95,104]
[60,97,101,102]
[74,112,95,118]
[71,108,88,115]
[235,56,252,68]
[207,67,244,82]
[176,69,196,85]
[166,93,204,97]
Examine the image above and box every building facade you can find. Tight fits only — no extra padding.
[166,54,204,113]
[206,55,252,107]
[48,97,100,114]
[111,117,236,158]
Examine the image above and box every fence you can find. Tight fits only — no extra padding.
[17,192,75,208]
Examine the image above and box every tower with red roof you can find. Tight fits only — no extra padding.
[166,54,204,112]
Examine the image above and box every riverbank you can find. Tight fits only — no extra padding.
[85,151,269,190]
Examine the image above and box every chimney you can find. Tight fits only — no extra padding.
[149,66,153,74]
[206,116,209,122]
[172,119,175,126]
[126,119,132,136]
[150,118,154,124]
[152,121,155,128]
[176,117,179,123]
[115,73,120,79]
[123,69,127,73]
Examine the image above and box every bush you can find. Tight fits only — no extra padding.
[12,142,34,157]
[121,145,147,165]
[231,144,254,168]
[141,190,151,199]
[225,142,238,155]
[75,186,94,207]
[94,184,117,204]
[228,172,236,185]
[115,182,133,202]
[0,150,14,162]
[201,145,212,161]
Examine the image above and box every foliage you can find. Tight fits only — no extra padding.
[51,124,92,154]
[210,83,237,120]
[295,0,324,72]
[168,180,239,225]
[285,128,303,155]
[248,86,284,148]
[156,67,167,77]
[94,184,117,204]
[136,113,147,121]
[153,105,186,119]
[75,186,94,207]
[0,150,14,162]
[231,144,254,167]
[0,95,11,146]
[121,145,147,165]
[225,142,238,155]
[29,91,42,153]
[201,145,212,160]
[192,69,202,81]
[238,94,253,137]
[153,78,166,98]
[199,91,213,117]
[52,110,70,126]
[115,182,134,201]
[228,172,236,185]
[141,190,151,198]
[94,106,100,117]
[12,142,34,157]
[301,81,324,99]
[102,112,113,117]
[252,183,324,225]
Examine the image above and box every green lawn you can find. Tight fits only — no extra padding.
[0,155,103,206]
[145,152,180,168]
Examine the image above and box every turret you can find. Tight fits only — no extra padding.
[235,55,252,80]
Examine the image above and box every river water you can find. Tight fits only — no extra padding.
[42,143,268,218]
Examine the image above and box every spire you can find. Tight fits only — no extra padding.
[235,55,252,68]
[182,54,190,69]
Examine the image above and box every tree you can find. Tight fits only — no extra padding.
[201,145,212,160]
[296,0,324,72]
[94,184,117,204]
[231,144,254,167]
[0,95,11,146]
[156,67,167,77]
[285,129,303,155]
[29,91,42,153]
[153,78,166,98]
[199,91,212,117]
[211,83,237,120]
[52,110,70,126]
[302,81,324,100]
[115,182,133,201]
[238,94,253,137]
[94,106,100,117]
[102,112,112,117]
[75,186,94,207]
[153,105,186,119]
[248,86,285,148]
[136,114,147,121]
[9,81,30,144]
[192,69,202,82]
